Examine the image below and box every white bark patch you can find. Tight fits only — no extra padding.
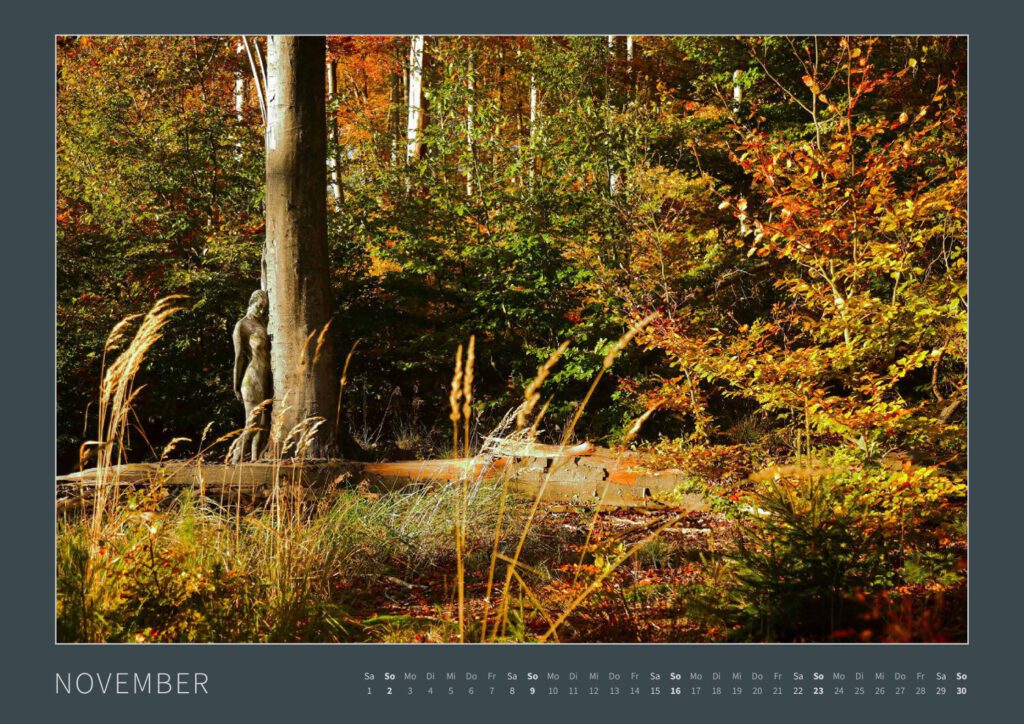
[406,35,425,162]
[265,38,279,151]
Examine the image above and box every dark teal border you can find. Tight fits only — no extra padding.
[12,3,1017,721]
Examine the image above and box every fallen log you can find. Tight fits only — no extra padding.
[56,444,705,511]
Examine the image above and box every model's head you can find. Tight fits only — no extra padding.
[248,289,269,320]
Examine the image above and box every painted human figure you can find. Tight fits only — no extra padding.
[232,290,272,462]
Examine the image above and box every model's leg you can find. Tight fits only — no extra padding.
[250,405,269,461]
[235,398,257,464]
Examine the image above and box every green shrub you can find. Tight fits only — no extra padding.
[685,452,965,642]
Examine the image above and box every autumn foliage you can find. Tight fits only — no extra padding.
[57,36,966,643]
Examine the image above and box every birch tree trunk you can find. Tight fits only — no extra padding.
[234,41,246,160]
[492,46,505,145]
[529,41,538,145]
[465,52,475,196]
[528,63,538,181]
[607,36,619,196]
[264,35,339,458]
[626,36,636,96]
[326,59,343,206]
[235,41,246,122]
[406,35,425,163]
[389,39,403,165]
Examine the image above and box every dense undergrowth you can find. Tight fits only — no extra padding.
[57,451,966,643]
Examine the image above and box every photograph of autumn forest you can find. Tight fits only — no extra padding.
[56,35,967,644]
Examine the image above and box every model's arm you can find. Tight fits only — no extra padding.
[232,321,246,401]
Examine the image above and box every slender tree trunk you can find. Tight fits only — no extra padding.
[234,41,246,161]
[528,58,538,181]
[606,36,619,196]
[326,59,343,206]
[264,35,338,458]
[241,36,267,125]
[529,75,538,140]
[465,52,475,196]
[493,46,505,145]
[626,36,636,96]
[253,38,269,100]
[389,40,402,165]
[235,41,246,122]
[528,40,538,146]
[406,35,425,163]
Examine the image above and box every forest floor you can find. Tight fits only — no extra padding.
[342,505,729,643]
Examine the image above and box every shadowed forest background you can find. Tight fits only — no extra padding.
[56,36,967,643]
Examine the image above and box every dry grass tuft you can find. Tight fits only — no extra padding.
[92,296,187,541]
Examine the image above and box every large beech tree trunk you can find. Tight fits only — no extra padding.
[264,35,338,458]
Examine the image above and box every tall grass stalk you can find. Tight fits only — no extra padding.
[449,344,464,457]
[480,341,566,640]
[455,336,476,641]
[335,339,360,432]
[490,313,659,639]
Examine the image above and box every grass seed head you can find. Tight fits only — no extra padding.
[449,344,464,424]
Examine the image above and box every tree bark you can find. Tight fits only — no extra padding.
[465,51,475,196]
[406,35,425,163]
[234,41,246,122]
[529,73,538,143]
[607,37,619,196]
[389,40,403,165]
[233,40,246,160]
[326,59,343,206]
[528,54,539,182]
[264,35,338,458]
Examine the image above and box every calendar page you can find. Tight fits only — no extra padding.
[13,1,1019,723]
